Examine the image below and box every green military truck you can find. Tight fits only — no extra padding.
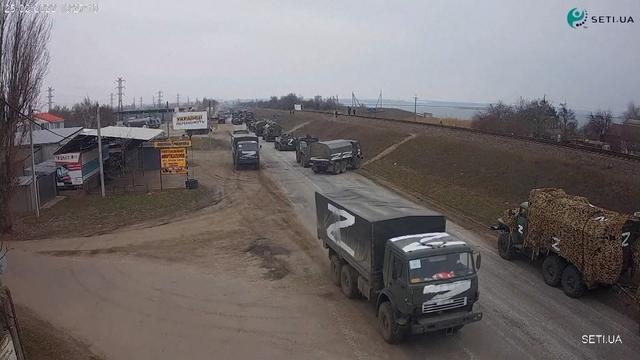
[308,140,363,174]
[316,189,483,343]
[296,135,318,167]
[491,188,640,298]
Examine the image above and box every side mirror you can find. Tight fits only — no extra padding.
[475,252,482,270]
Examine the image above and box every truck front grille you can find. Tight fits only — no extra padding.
[422,297,467,314]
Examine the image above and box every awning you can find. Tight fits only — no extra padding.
[81,126,164,141]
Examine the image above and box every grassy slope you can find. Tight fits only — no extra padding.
[365,133,640,224]
[254,108,640,225]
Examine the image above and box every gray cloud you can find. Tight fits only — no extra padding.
[43,0,640,112]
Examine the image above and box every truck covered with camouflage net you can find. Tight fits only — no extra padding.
[491,188,640,298]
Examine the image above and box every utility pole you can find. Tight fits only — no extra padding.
[132,97,136,109]
[46,87,54,112]
[157,90,163,108]
[110,93,114,108]
[165,101,170,138]
[96,103,105,197]
[414,95,418,121]
[28,108,40,218]
[116,77,125,123]
[176,93,180,107]
[139,96,143,109]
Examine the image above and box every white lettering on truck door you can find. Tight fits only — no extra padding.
[327,203,356,256]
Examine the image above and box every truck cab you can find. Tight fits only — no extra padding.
[377,233,482,342]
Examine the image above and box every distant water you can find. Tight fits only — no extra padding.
[344,99,604,124]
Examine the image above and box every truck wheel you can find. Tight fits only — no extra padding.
[341,161,347,173]
[497,232,514,260]
[329,254,342,287]
[542,255,565,287]
[340,265,358,299]
[312,166,319,174]
[561,265,586,298]
[378,302,405,344]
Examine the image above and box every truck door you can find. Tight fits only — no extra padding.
[388,252,408,309]
[512,206,528,245]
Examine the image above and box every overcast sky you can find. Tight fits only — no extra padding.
[43,0,640,112]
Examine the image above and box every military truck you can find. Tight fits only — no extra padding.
[253,120,268,137]
[491,188,640,298]
[308,140,363,174]
[263,122,282,142]
[316,190,482,343]
[275,133,297,151]
[231,133,259,170]
[296,135,318,167]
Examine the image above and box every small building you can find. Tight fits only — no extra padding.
[33,112,65,129]
[15,127,83,165]
[11,162,57,214]
[605,119,640,155]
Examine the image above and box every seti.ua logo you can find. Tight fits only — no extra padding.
[567,8,588,28]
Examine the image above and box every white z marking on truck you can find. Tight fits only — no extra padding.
[551,236,561,252]
[423,279,471,302]
[517,225,524,235]
[621,232,631,247]
[327,204,356,256]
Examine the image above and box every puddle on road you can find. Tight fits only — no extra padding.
[244,237,291,280]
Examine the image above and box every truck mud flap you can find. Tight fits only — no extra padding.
[411,311,482,335]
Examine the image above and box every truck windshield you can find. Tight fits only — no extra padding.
[238,142,258,151]
[409,252,475,284]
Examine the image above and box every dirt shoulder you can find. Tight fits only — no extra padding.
[16,304,103,360]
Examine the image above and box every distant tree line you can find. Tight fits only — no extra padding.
[50,97,115,128]
[472,98,640,142]
[243,93,340,111]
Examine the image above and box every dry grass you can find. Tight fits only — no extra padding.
[365,134,640,224]
[9,187,219,241]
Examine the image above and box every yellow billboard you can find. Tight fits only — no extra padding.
[160,147,187,174]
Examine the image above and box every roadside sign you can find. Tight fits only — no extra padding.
[172,111,208,130]
[160,147,187,174]
[294,104,302,111]
[153,139,192,148]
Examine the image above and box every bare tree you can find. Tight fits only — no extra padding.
[622,102,640,121]
[0,1,52,233]
[558,102,577,140]
[583,110,612,141]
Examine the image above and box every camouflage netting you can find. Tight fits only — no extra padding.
[523,188,631,287]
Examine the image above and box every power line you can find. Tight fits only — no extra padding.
[0,97,67,140]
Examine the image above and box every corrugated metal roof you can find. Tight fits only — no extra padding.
[81,126,164,141]
[15,127,83,146]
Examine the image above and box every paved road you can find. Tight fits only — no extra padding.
[260,138,640,359]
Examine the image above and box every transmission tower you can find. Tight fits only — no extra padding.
[116,77,125,122]
[47,87,54,111]
[176,93,180,107]
[157,90,163,107]
[110,93,114,108]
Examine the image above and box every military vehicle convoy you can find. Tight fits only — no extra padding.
[308,140,363,174]
[296,135,319,167]
[316,189,482,343]
[231,132,260,170]
[275,133,297,151]
[263,122,283,142]
[491,188,640,298]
